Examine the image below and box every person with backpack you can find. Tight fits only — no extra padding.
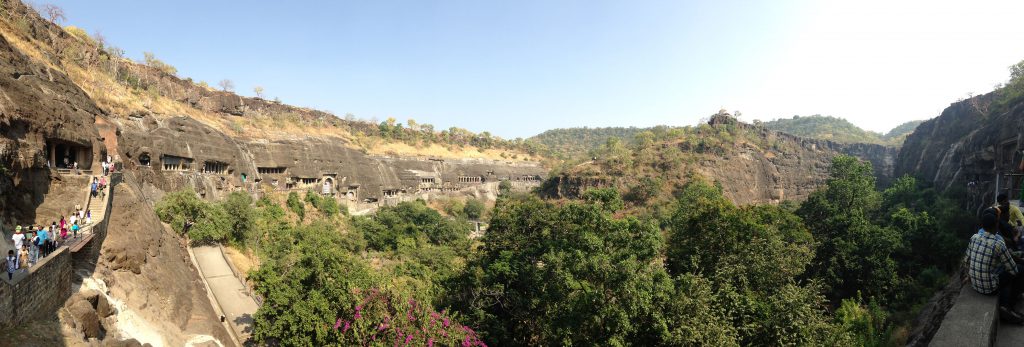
[6,250,18,280]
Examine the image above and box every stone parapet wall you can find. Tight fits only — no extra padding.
[0,247,72,327]
[0,173,119,329]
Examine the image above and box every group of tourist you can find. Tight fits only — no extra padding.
[91,175,108,198]
[101,155,115,176]
[5,193,96,280]
[45,154,117,177]
[967,193,1024,323]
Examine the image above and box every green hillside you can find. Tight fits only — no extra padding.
[763,115,885,144]
[763,115,923,146]
[882,120,925,143]
[529,126,651,159]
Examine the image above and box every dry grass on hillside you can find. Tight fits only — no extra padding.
[224,246,258,278]
[0,18,540,162]
[368,141,538,161]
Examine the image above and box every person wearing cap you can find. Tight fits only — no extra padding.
[11,225,24,254]
[968,212,1024,323]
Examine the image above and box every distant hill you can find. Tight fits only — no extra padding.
[882,120,925,143]
[541,113,898,205]
[529,127,649,159]
[763,115,922,146]
[762,115,884,144]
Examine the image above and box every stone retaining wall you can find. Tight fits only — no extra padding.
[0,247,72,327]
[0,173,120,329]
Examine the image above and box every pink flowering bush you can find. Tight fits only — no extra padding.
[329,288,486,346]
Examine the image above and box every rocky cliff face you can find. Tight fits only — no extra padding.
[894,93,1017,208]
[0,29,103,225]
[545,116,897,205]
[113,114,546,207]
[0,1,547,344]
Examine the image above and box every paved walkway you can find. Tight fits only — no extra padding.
[192,245,259,344]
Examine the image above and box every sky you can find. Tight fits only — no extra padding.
[43,0,1024,138]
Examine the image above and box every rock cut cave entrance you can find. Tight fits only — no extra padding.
[47,140,92,169]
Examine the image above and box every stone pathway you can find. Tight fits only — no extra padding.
[191,245,259,345]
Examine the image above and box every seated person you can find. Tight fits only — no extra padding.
[995,194,1024,250]
[968,213,1024,323]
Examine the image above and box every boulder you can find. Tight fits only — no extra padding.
[96,294,115,317]
[69,299,102,339]
[81,289,101,308]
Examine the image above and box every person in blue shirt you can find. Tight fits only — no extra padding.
[36,227,49,257]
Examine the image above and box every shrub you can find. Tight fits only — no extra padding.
[330,288,485,346]
[287,191,305,221]
[462,199,485,220]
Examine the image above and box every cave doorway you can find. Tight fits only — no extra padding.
[322,177,335,195]
[48,140,92,169]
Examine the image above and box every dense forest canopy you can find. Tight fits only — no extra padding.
[155,152,971,346]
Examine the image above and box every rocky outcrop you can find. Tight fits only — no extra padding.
[114,114,546,204]
[0,25,104,225]
[89,176,233,345]
[894,92,1016,208]
[546,116,898,205]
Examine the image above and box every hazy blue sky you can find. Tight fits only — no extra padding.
[45,0,1024,138]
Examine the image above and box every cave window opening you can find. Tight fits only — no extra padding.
[458,176,481,183]
[258,167,286,174]
[203,161,228,174]
[161,155,193,171]
[139,153,152,167]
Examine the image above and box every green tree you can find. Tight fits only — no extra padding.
[462,199,485,220]
[797,156,900,304]
[250,223,378,345]
[352,200,470,251]
[287,191,305,221]
[222,191,255,246]
[459,193,670,345]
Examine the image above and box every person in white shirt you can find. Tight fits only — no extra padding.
[11,225,24,252]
